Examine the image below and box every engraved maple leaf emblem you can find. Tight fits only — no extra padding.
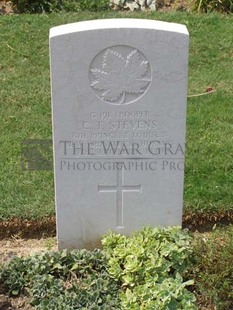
[90,49,151,104]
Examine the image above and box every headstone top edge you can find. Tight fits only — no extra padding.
[49,18,189,39]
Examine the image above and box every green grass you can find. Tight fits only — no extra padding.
[0,12,232,220]
[190,224,233,309]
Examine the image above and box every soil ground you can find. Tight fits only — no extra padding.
[0,237,57,265]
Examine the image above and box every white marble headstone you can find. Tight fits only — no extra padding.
[50,19,189,249]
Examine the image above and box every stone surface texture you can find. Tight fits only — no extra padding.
[50,19,189,249]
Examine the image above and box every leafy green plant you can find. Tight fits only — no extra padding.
[77,0,110,11]
[61,0,79,11]
[12,0,64,13]
[0,249,121,309]
[44,237,56,250]
[102,226,197,309]
[0,227,196,309]
[12,0,110,13]
[195,0,233,12]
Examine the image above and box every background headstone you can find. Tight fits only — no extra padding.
[50,19,189,249]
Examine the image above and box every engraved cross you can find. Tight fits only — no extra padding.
[98,169,142,228]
